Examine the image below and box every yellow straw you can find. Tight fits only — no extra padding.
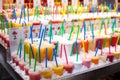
[82,40,86,59]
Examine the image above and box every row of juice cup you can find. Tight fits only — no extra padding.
[11,36,120,80]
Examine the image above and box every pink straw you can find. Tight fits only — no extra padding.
[60,44,62,58]
[64,45,68,64]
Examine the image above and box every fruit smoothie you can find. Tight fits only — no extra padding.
[40,67,52,79]
[29,69,41,80]
[52,64,64,76]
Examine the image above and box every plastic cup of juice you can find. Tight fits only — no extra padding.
[91,56,99,64]
[52,64,64,76]
[40,67,52,79]
[111,35,118,46]
[28,69,41,80]
[107,52,114,62]
[63,62,74,73]
[73,40,81,54]
[19,60,27,71]
[114,52,120,59]
[24,64,33,75]
[95,37,104,50]
[82,58,91,68]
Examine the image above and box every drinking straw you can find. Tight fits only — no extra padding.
[19,5,24,24]
[76,41,79,62]
[82,40,86,59]
[68,22,74,40]
[60,44,62,58]
[107,18,110,28]
[64,45,68,64]
[84,21,86,40]
[43,26,47,40]
[49,24,52,44]
[54,48,58,67]
[45,48,48,68]
[19,39,22,58]
[91,23,95,40]
[99,19,104,36]
[23,6,26,20]
[94,40,101,56]
[24,44,26,62]
[38,29,45,63]
[30,43,34,58]
[17,39,22,55]
[38,24,42,38]
[112,19,116,34]
[104,23,107,35]
[76,25,80,40]
[58,21,65,37]
[55,41,59,55]
[30,26,33,44]
[34,51,38,72]
[70,42,74,56]
[116,36,120,45]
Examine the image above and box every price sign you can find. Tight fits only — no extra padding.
[34,0,40,8]
[62,0,68,6]
[16,0,24,9]
[72,0,78,7]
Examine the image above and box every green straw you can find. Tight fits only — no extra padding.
[68,22,74,40]
[34,51,38,72]
[76,42,79,62]
[17,39,22,55]
[24,44,26,62]
[99,19,104,35]
[70,43,74,56]
[76,25,80,40]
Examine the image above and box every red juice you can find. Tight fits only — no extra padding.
[63,63,74,73]
[29,69,41,80]
[19,60,27,71]
[73,40,81,54]
[111,35,118,46]
[95,37,104,49]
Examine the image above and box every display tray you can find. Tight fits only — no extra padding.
[1,44,120,80]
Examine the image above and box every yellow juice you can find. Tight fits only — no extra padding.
[40,68,52,79]
[52,64,63,76]
[46,44,55,61]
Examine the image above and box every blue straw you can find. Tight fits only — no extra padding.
[19,5,24,24]
[5,19,8,29]
[23,6,26,20]
[43,26,47,40]
[45,48,48,68]
[19,39,22,58]
[38,24,42,38]
[94,40,101,56]
[84,21,86,40]
[30,25,33,44]
[38,29,45,63]
[30,43,34,58]
[49,24,52,44]
[54,48,58,67]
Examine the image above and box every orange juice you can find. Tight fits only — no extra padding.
[52,64,63,76]
[40,68,52,79]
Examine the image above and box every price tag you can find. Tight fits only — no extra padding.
[47,0,54,9]
[72,0,78,7]
[0,0,2,9]
[34,0,40,8]
[62,0,68,6]
[16,0,24,9]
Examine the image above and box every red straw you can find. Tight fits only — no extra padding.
[104,23,107,35]
[60,44,62,58]
[64,45,68,64]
